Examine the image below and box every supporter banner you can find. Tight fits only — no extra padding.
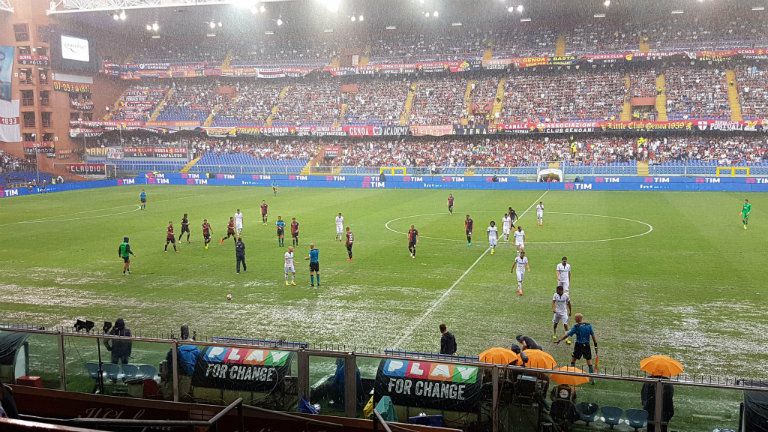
[106,147,123,159]
[374,359,482,411]
[70,100,95,111]
[17,54,49,66]
[123,146,188,158]
[0,46,13,102]
[191,346,292,392]
[23,142,55,155]
[410,125,454,137]
[496,120,767,134]
[0,99,21,143]
[204,124,409,137]
[53,80,92,94]
[66,163,106,175]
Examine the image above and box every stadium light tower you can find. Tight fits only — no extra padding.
[0,0,13,12]
[46,0,296,15]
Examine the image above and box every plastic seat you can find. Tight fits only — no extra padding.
[121,364,139,382]
[625,408,648,431]
[85,362,103,380]
[138,364,158,380]
[576,402,599,425]
[601,406,623,429]
[103,363,121,383]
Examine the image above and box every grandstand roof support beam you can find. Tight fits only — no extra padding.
[47,0,292,15]
[0,0,13,13]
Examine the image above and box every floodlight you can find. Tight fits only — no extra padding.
[433,10,438,17]
[119,10,126,20]
[359,14,364,21]
[276,18,283,26]
[152,22,159,31]
[350,15,356,21]
[516,4,524,13]
[603,0,610,7]
[209,21,216,29]
[112,13,119,20]
[507,6,514,12]
[146,24,152,31]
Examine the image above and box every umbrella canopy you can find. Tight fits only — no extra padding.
[640,355,684,378]
[479,347,520,365]
[523,349,557,369]
[550,366,591,386]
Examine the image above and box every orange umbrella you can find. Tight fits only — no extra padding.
[550,366,590,386]
[640,355,684,377]
[523,349,557,369]
[479,347,521,365]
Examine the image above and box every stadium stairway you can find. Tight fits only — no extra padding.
[482,47,493,61]
[328,56,340,68]
[637,161,649,176]
[621,74,632,121]
[335,103,347,127]
[400,83,417,126]
[149,88,173,122]
[300,147,336,175]
[180,157,201,173]
[639,37,650,53]
[203,103,222,127]
[726,69,743,122]
[221,50,232,69]
[461,80,476,125]
[490,78,506,122]
[555,35,566,56]
[655,73,668,121]
[358,45,371,66]
[266,85,292,127]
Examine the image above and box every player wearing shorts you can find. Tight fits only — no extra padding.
[164,222,177,252]
[556,313,598,375]
[335,213,344,241]
[742,198,752,229]
[447,193,455,214]
[408,225,418,258]
[291,217,299,246]
[552,285,572,343]
[178,213,191,243]
[260,201,269,225]
[508,207,518,228]
[536,202,544,227]
[511,250,529,296]
[118,236,134,274]
[556,256,572,294]
[234,209,244,236]
[305,244,320,287]
[284,246,296,286]
[464,215,473,247]
[345,226,354,261]
[272,181,278,196]
[487,221,498,254]
[202,219,212,250]
[502,213,512,242]
[220,217,236,244]
[513,226,525,252]
[139,190,147,210]
[276,216,286,247]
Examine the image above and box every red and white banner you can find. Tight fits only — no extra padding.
[0,100,21,143]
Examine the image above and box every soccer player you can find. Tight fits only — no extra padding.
[139,189,147,210]
[536,201,544,227]
[272,181,279,197]
[178,213,191,243]
[335,212,345,241]
[290,217,299,246]
[508,207,518,228]
[220,217,236,244]
[502,213,512,242]
[118,236,134,275]
[202,219,212,250]
[234,209,244,236]
[305,243,320,287]
[556,256,572,294]
[552,285,572,343]
[164,221,177,252]
[284,246,296,286]
[511,250,529,296]
[345,226,354,261]
[464,214,473,247]
[408,224,419,258]
[487,221,498,254]
[742,198,752,229]
[276,216,286,247]
[447,193,455,214]
[513,226,525,252]
[556,313,598,375]
[260,201,269,225]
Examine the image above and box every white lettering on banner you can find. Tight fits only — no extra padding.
[347,127,369,136]
[386,379,467,400]
[705,178,720,183]
[333,176,346,181]
[185,174,200,179]
[430,364,451,379]
[227,349,242,362]
[228,366,276,382]
[155,178,169,184]
[452,177,465,182]
[270,351,290,363]
[4,189,19,197]
[386,360,404,372]
[245,350,266,363]
[194,179,208,185]
[411,177,423,182]
[497,177,508,183]
[121,179,135,185]
[296,176,308,181]
[756,178,768,184]
[220,174,235,179]
[409,362,425,376]
[205,363,228,378]
[654,177,670,183]
[370,181,386,188]
[605,177,620,183]
[455,366,476,380]
[574,183,593,190]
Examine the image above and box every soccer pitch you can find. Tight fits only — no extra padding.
[0,185,766,381]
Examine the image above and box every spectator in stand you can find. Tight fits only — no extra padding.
[409,77,467,126]
[736,64,768,120]
[665,66,730,120]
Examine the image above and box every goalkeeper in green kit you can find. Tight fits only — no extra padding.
[742,199,752,230]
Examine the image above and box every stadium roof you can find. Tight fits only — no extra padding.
[0,0,13,13]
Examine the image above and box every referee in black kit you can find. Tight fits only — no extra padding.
[235,237,246,273]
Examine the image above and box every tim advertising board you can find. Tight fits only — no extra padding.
[192,346,292,392]
[374,359,482,411]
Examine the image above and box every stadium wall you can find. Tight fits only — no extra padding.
[3,174,768,198]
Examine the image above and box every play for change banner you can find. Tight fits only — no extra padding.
[374,359,482,411]
[192,346,292,392]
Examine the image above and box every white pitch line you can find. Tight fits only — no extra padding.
[392,190,549,349]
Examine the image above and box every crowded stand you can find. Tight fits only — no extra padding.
[272,81,341,125]
[665,66,730,120]
[229,33,348,67]
[488,26,557,58]
[500,70,625,123]
[645,16,768,51]
[369,28,486,63]
[629,70,659,98]
[341,78,409,125]
[156,81,224,123]
[110,84,169,122]
[466,77,499,123]
[409,77,467,126]
[212,82,283,127]
[565,23,639,54]
[736,65,768,121]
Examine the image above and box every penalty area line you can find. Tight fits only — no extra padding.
[392,190,549,349]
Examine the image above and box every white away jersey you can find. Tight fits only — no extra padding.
[553,292,569,314]
[513,230,525,244]
[234,212,244,224]
[515,256,528,272]
[487,226,498,239]
[335,216,344,226]
[502,216,512,230]
[556,262,571,283]
[536,204,544,215]
[284,251,295,267]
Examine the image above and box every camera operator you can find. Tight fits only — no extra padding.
[164,325,200,401]
[103,318,132,364]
